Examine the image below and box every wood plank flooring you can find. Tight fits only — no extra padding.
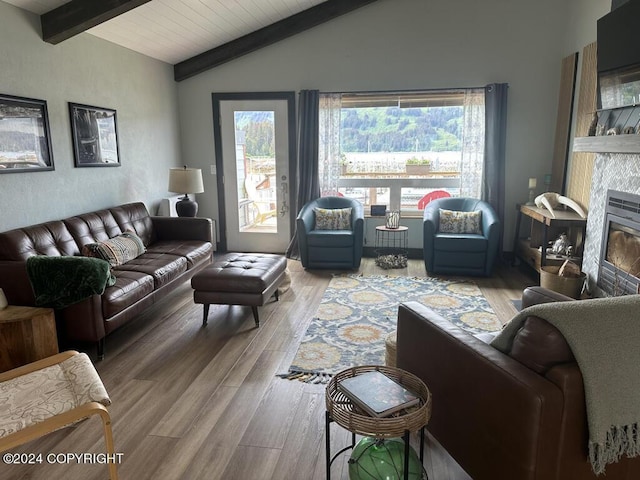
[1,258,536,480]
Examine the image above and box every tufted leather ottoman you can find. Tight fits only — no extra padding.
[191,253,287,326]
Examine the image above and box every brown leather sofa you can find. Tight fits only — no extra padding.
[0,202,213,359]
[397,287,640,480]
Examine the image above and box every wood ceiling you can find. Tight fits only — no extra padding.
[4,0,379,81]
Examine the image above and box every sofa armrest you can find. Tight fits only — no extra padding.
[522,286,573,309]
[150,217,213,243]
[397,301,563,480]
[0,260,35,306]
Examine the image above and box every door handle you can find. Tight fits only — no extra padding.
[280,182,289,216]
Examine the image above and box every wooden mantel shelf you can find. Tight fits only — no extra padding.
[573,135,640,153]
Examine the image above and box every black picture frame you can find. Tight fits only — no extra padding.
[0,94,54,174]
[371,205,387,216]
[69,103,120,167]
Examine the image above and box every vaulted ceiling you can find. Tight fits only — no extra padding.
[3,0,378,80]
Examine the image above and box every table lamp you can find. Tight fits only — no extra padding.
[168,166,204,217]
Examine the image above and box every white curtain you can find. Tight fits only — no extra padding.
[460,89,485,198]
[318,93,342,196]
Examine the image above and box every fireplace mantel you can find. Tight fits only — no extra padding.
[573,135,640,153]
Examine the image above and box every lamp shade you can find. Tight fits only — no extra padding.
[168,167,204,194]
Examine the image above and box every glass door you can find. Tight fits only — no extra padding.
[213,94,295,253]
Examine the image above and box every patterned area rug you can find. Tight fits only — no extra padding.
[280,274,501,383]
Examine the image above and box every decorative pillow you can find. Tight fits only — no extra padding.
[314,207,352,230]
[438,209,482,234]
[82,231,146,267]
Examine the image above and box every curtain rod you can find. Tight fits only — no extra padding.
[319,86,488,95]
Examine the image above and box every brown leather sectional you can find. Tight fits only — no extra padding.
[396,287,640,480]
[0,202,213,359]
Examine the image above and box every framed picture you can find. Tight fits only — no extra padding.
[371,205,387,216]
[0,94,54,173]
[69,103,120,167]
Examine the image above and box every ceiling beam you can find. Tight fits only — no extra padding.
[174,0,380,82]
[41,0,152,45]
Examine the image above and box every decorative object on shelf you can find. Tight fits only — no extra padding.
[69,103,120,167]
[546,232,574,257]
[0,288,7,310]
[385,210,400,229]
[348,437,424,480]
[534,192,587,219]
[595,123,606,136]
[606,126,620,135]
[623,126,636,134]
[588,111,599,136]
[0,93,54,173]
[168,166,204,217]
[371,205,386,217]
[526,177,537,205]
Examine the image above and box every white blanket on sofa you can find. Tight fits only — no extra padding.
[491,294,640,475]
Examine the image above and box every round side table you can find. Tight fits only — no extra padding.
[375,226,409,269]
[325,365,432,480]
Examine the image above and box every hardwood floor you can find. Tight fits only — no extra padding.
[1,258,536,480]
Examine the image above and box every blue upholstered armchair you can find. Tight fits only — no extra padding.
[423,197,500,276]
[296,196,364,269]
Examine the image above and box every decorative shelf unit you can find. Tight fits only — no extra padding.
[512,204,587,273]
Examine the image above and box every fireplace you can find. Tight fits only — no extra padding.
[598,190,640,295]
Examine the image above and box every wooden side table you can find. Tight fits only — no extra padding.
[512,203,587,273]
[0,306,59,372]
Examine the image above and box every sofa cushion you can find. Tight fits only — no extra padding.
[508,316,575,374]
[113,252,187,288]
[82,231,146,267]
[64,210,122,247]
[102,270,155,318]
[433,234,487,252]
[314,207,352,230]
[307,230,355,247]
[145,240,212,269]
[109,203,154,246]
[439,208,482,234]
[0,221,79,260]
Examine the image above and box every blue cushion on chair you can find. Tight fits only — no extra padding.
[433,234,488,252]
[307,230,355,248]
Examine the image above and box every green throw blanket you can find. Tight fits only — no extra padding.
[491,295,640,475]
[26,256,116,309]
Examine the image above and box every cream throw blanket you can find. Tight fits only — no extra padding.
[490,295,640,475]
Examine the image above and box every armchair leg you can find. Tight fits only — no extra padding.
[98,409,119,480]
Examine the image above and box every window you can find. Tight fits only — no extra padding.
[319,90,485,214]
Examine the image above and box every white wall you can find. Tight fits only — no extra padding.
[177,0,573,249]
[0,2,181,232]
